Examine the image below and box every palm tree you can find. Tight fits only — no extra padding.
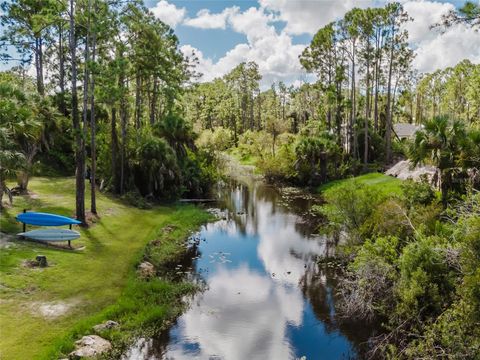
[133,135,181,198]
[0,81,56,192]
[409,116,468,207]
[154,113,196,158]
[295,133,339,185]
[0,127,25,207]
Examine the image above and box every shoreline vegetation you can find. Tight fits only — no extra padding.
[311,172,480,357]
[224,155,480,357]
[0,177,211,359]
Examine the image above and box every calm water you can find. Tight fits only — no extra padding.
[124,178,376,360]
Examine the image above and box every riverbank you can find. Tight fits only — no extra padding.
[225,150,403,197]
[0,177,211,359]
[317,172,403,196]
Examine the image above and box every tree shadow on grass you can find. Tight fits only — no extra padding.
[81,228,105,252]
[14,238,86,254]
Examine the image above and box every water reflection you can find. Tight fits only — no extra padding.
[124,179,375,360]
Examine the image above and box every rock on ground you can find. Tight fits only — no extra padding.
[137,261,155,279]
[206,208,227,220]
[385,160,437,184]
[93,320,119,333]
[69,335,111,359]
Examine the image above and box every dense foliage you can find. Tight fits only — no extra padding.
[317,176,480,358]
[0,0,219,219]
[184,3,480,188]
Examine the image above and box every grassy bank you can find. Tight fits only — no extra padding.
[227,148,260,167]
[0,177,211,359]
[317,173,403,197]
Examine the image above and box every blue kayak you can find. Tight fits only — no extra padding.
[18,229,81,241]
[16,212,82,226]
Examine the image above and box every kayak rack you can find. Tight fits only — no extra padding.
[17,209,81,248]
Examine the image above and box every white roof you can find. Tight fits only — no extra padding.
[394,123,422,138]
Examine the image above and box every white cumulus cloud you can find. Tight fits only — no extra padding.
[150,0,186,28]
[184,7,240,29]
[170,0,480,84]
[259,0,374,35]
[402,0,480,73]
[413,24,480,72]
[181,6,309,87]
[402,0,455,44]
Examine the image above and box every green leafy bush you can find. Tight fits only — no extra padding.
[256,142,296,182]
[396,235,458,321]
[401,178,436,208]
[340,236,400,320]
[121,190,152,209]
[237,130,272,161]
[316,180,386,241]
[402,192,480,358]
[294,131,341,185]
[196,127,234,151]
[363,198,414,240]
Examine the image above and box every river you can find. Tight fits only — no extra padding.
[124,177,377,359]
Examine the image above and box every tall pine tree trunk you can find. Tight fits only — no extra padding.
[150,76,158,125]
[256,93,262,131]
[69,0,86,224]
[374,29,381,132]
[90,5,97,214]
[58,24,67,115]
[327,68,333,130]
[385,26,395,164]
[119,85,127,195]
[364,43,371,166]
[82,0,90,188]
[135,73,142,130]
[35,37,45,96]
[336,79,343,148]
[111,107,120,193]
[349,44,356,156]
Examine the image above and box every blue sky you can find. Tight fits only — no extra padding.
[153,0,311,61]
[146,0,479,86]
[1,0,479,85]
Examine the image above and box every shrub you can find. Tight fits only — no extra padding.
[363,198,414,240]
[131,134,181,199]
[340,236,400,320]
[402,191,480,358]
[401,178,436,208]
[121,190,152,209]
[196,127,234,151]
[237,130,272,160]
[181,148,221,197]
[317,180,386,241]
[396,236,457,321]
[294,132,342,185]
[257,142,296,183]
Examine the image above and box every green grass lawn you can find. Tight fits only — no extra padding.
[317,172,403,197]
[227,148,259,167]
[0,177,210,359]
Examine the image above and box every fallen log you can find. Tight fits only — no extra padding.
[178,199,217,203]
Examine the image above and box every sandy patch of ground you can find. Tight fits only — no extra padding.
[29,299,81,319]
[104,207,119,216]
[0,232,18,249]
[28,192,40,199]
